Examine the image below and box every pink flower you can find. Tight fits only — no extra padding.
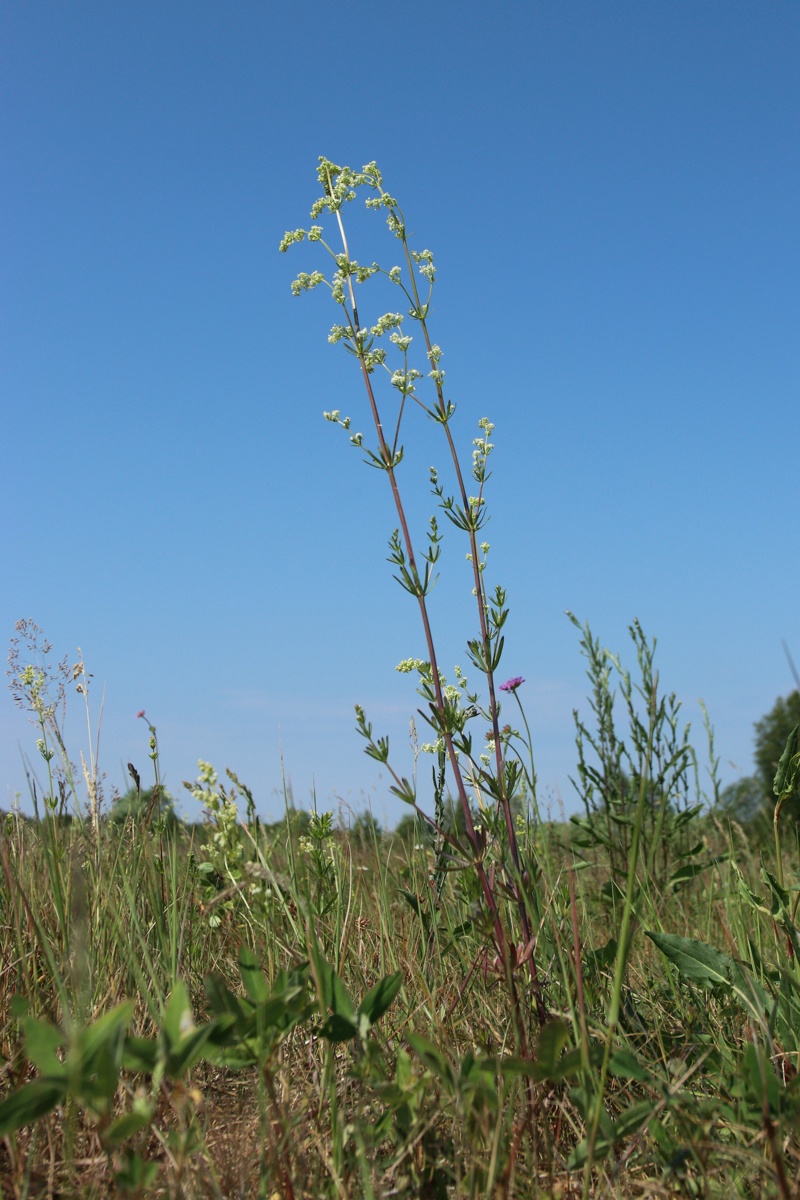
[136,710,146,719]
[499,676,525,693]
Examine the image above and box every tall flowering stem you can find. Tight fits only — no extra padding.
[280,159,547,1030]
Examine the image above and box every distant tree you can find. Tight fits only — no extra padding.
[393,797,476,846]
[350,810,382,846]
[719,690,800,828]
[754,690,800,815]
[718,774,765,825]
[110,785,178,826]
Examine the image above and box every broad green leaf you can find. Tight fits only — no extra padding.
[10,995,30,1020]
[761,865,790,910]
[0,1079,66,1136]
[122,1036,159,1072]
[330,969,356,1021]
[647,931,733,988]
[166,1022,215,1078]
[547,1047,583,1082]
[308,941,356,1023]
[647,931,769,1025]
[608,1049,652,1082]
[613,1098,657,1140]
[773,724,800,797]
[162,982,192,1051]
[732,863,769,914]
[406,1034,456,1092]
[673,804,703,830]
[534,1018,571,1079]
[587,938,618,970]
[357,971,402,1035]
[104,1099,154,1148]
[77,1000,134,1068]
[204,973,252,1026]
[319,1013,358,1043]
[22,1017,66,1077]
[669,861,711,888]
[743,1042,781,1117]
[238,945,269,1004]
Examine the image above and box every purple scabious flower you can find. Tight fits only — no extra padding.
[499,676,525,693]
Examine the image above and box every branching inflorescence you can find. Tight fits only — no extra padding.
[281,158,547,1033]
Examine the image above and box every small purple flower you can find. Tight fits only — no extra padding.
[499,676,525,693]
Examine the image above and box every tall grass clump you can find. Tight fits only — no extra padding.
[2,159,800,1197]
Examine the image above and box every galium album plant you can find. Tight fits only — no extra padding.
[281,158,548,1029]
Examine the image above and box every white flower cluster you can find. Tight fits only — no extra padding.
[323,410,351,429]
[411,248,436,282]
[279,228,307,253]
[291,270,325,296]
[396,657,429,674]
[391,368,423,394]
[371,312,404,337]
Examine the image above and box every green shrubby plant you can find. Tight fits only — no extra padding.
[567,614,711,898]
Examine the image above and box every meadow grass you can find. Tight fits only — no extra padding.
[2,747,800,1198]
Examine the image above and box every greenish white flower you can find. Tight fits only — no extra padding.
[370,312,404,337]
[291,270,325,296]
[279,228,307,252]
[396,657,428,674]
[391,368,422,393]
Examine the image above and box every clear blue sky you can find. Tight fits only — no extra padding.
[2,2,798,826]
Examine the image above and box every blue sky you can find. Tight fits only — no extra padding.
[2,1,798,826]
